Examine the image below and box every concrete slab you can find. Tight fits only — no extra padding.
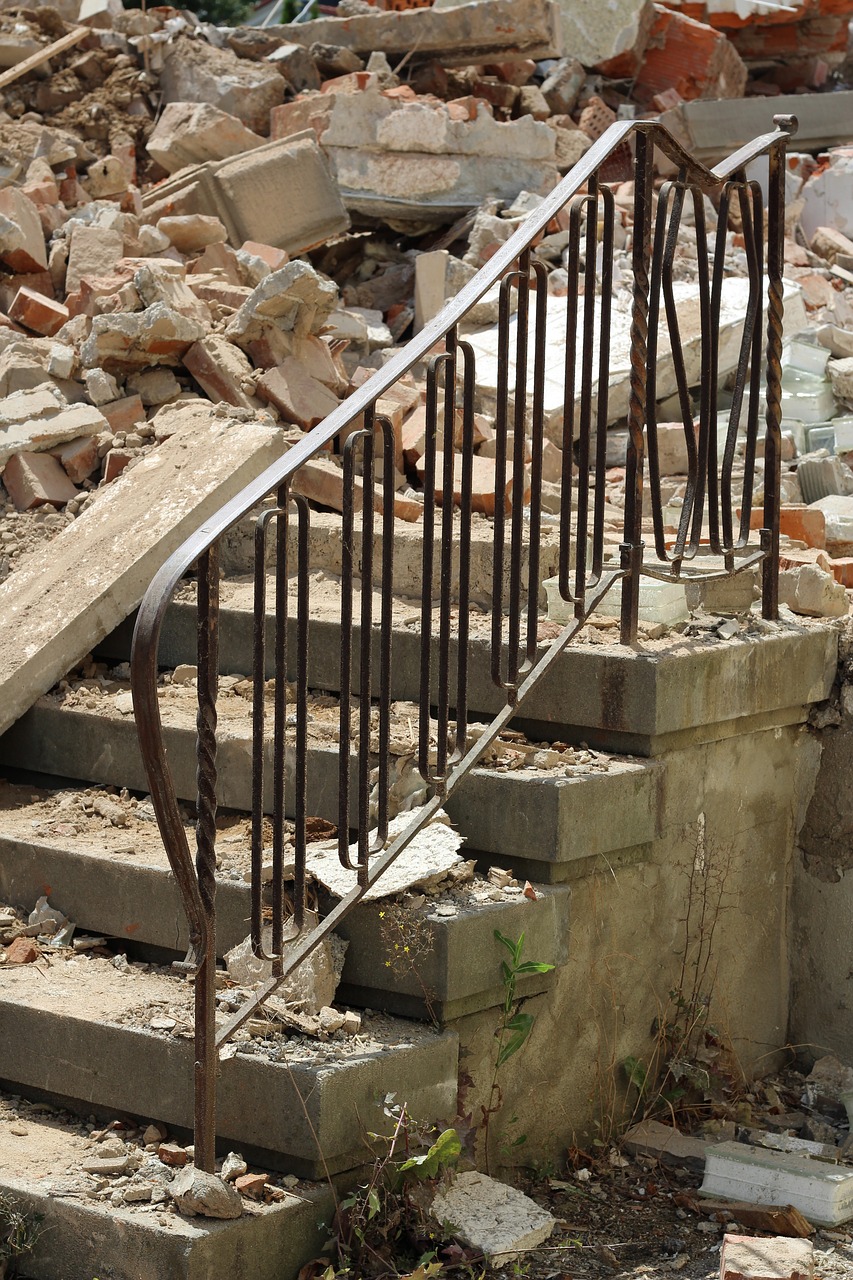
[0,959,458,1177]
[0,412,285,740]
[701,1142,853,1228]
[0,700,662,868]
[0,820,570,1021]
[0,1109,332,1280]
[265,0,562,66]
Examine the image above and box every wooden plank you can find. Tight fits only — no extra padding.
[701,1199,815,1237]
[0,26,88,92]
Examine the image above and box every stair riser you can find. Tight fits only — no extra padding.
[0,835,569,1021]
[0,703,663,870]
[1,998,458,1178]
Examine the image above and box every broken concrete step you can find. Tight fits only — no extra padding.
[0,816,569,1021]
[0,957,457,1178]
[0,699,663,877]
[0,1107,332,1280]
[98,586,839,756]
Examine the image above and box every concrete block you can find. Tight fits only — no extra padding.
[143,136,349,258]
[799,146,853,244]
[270,0,562,65]
[0,186,47,272]
[623,1119,709,1171]
[160,36,285,135]
[720,1233,814,1279]
[157,214,228,255]
[702,1142,853,1227]
[430,1171,555,1262]
[0,401,109,467]
[81,303,207,372]
[8,286,68,336]
[146,101,267,176]
[225,261,338,347]
[541,57,585,114]
[810,225,853,265]
[66,224,124,295]
[778,564,849,617]
[0,412,285,739]
[2,450,78,509]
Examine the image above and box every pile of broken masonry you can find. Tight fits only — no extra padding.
[0,0,851,621]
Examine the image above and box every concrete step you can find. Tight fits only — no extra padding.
[99,584,839,754]
[0,693,664,879]
[0,778,570,1022]
[0,951,458,1179]
[0,1094,332,1280]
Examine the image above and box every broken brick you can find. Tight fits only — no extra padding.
[634,6,747,104]
[184,337,259,411]
[5,936,39,964]
[3,451,79,510]
[51,435,99,484]
[256,358,340,430]
[8,287,69,337]
[100,395,146,435]
[416,451,528,516]
[103,448,135,483]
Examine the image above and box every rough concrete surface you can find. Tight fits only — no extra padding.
[0,414,284,739]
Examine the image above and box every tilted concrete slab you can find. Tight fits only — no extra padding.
[264,0,562,65]
[0,1110,332,1280]
[0,700,661,869]
[0,817,570,1021]
[0,960,458,1177]
[0,414,285,741]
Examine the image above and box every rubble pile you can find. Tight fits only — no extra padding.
[0,0,846,626]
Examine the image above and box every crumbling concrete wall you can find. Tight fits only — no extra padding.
[790,619,853,1062]
[448,636,833,1165]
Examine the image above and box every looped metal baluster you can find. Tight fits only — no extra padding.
[419,351,453,788]
[707,184,731,556]
[454,339,476,760]
[251,506,280,963]
[372,414,396,850]
[338,420,372,871]
[525,262,549,663]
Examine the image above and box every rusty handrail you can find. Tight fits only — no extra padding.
[131,115,794,1170]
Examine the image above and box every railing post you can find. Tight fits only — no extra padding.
[621,128,653,643]
[194,545,219,1173]
[762,115,795,620]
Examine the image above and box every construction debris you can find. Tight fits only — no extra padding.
[430,1169,556,1261]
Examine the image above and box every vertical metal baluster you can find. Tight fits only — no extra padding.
[706,188,731,556]
[435,336,458,786]
[419,357,446,784]
[660,181,698,568]
[690,187,712,558]
[735,182,764,549]
[621,130,653,643]
[644,183,668,562]
[574,190,598,605]
[491,276,516,687]
[507,251,530,693]
[338,434,360,869]
[194,544,219,1174]
[454,340,476,758]
[357,419,375,884]
[293,495,310,930]
[526,263,548,661]
[374,416,395,847]
[559,201,582,603]
[721,180,759,556]
[762,119,793,618]
[272,484,289,965]
[592,188,615,580]
[251,514,268,960]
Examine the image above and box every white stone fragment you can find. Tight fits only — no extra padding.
[306,810,464,901]
[169,1166,243,1219]
[431,1171,555,1262]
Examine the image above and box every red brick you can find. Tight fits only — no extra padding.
[8,286,69,337]
[256,359,340,430]
[416,451,528,516]
[100,395,146,435]
[830,557,853,587]
[292,457,422,522]
[320,71,373,94]
[5,936,39,964]
[184,337,257,411]
[235,1172,269,1199]
[2,451,79,510]
[158,1143,188,1167]
[50,435,100,484]
[103,448,134,483]
[269,96,334,144]
[634,6,747,105]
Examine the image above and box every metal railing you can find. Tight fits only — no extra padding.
[131,115,794,1170]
